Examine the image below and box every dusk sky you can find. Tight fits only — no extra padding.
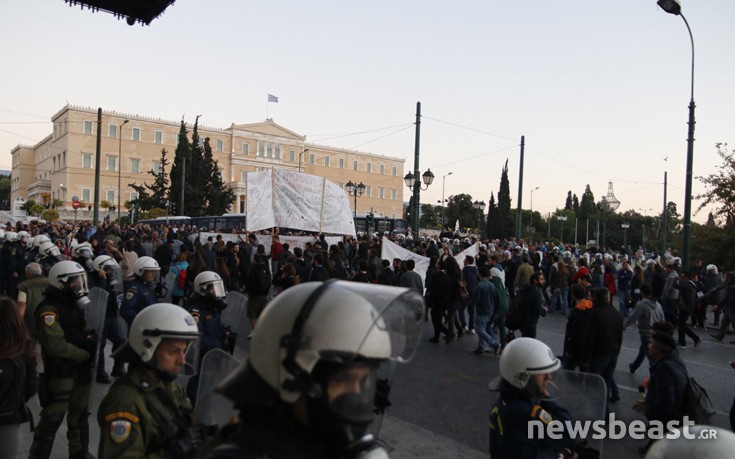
[2,1,733,223]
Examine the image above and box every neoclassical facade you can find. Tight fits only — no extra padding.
[10,105,406,219]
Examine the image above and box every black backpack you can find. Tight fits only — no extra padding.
[683,377,716,424]
[0,359,26,424]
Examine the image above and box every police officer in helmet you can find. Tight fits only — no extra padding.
[205,279,425,459]
[97,303,206,458]
[120,256,160,328]
[29,260,96,459]
[489,337,577,459]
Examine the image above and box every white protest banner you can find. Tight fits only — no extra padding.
[454,243,479,266]
[380,237,431,286]
[246,171,275,232]
[322,180,356,236]
[274,169,323,233]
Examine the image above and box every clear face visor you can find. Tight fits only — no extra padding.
[44,245,62,259]
[65,272,90,298]
[143,269,161,284]
[204,280,227,299]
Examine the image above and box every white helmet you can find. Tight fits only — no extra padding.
[193,271,226,298]
[133,256,160,277]
[706,264,718,274]
[38,241,61,260]
[453,238,460,245]
[498,337,560,390]
[48,260,90,303]
[4,231,17,242]
[219,281,424,404]
[126,303,200,363]
[17,230,29,240]
[33,234,51,249]
[93,254,119,271]
[71,242,94,259]
[645,425,735,459]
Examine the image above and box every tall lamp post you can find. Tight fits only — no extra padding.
[529,186,540,233]
[345,180,366,218]
[473,200,486,233]
[657,0,695,271]
[117,119,129,222]
[441,172,453,226]
[621,222,630,248]
[557,215,568,243]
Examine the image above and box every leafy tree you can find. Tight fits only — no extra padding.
[578,185,596,221]
[100,200,112,210]
[42,209,59,222]
[0,174,10,209]
[30,203,45,216]
[51,199,63,209]
[497,160,512,237]
[131,148,171,211]
[564,191,573,210]
[404,195,414,224]
[445,193,476,229]
[21,199,37,212]
[486,192,497,239]
[706,212,716,227]
[419,203,439,229]
[695,142,735,226]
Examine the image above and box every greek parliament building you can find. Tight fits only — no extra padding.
[10,104,406,219]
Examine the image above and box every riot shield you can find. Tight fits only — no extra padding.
[194,349,241,428]
[108,264,124,296]
[221,291,248,354]
[85,287,109,374]
[545,370,607,455]
[175,339,201,387]
[160,271,176,302]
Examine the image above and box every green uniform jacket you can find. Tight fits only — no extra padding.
[97,364,197,459]
[35,291,90,374]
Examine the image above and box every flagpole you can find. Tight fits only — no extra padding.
[266,96,269,120]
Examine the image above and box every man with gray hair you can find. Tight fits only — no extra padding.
[17,262,49,338]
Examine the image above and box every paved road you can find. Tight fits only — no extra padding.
[17,300,735,458]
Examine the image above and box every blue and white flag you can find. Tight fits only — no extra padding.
[268,94,279,103]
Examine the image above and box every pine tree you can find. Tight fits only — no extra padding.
[578,185,597,221]
[565,191,573,210]
[185,119,207,216]
[201,137,235,215]
[572,194,580,214]
[169,121,190,215]
[130,148,170,211]
[486,192,497,239]
[497,160,512,238]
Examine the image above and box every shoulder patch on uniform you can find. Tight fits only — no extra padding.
[42,312,57,326]
[190,311,200,323]
[104,411,140,423]
[125,291,135,300]
[531,405,553,425]
[109,419,132,444]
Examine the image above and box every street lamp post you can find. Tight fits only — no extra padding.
[657,0,695,271]
[117,119,129,222]
[345,180,366,219]
[529,186,540,233]
[441,172,453,226]
[557,215,568,243]
[473,200,486,233]
[621,222,630,248]
[404,102,434,237]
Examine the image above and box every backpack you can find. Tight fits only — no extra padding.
[0,359,26,424]
[683,377,716,424]
[259,267,272,293]
[176,267,187,290]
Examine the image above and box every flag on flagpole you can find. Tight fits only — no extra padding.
[268,94,279,103]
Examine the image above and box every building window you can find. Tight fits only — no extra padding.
[367,163,372,173]
[391,188,397,200]
[107,155,117,172]
[82,188,91,202]
[380,164,385,175]
[83,120,93,135]
[258,142,265,157]
[63,151,66,168]
[154,131,163,144]
[241,171,247,182]
[324,156,330,167]
[366,186,372,197]
[82,153,92,169]
[391,213,396,218]
[216,139,224,152]
[392,166,397,176]
[289,150,295,161]
[309,153,315,165]
[379,187,385,199]
[152,161,162,174]
[132,127,141,141]
[109,124,117,138]
[242,143,249,155]
[353,160,358,171]
[130,159,140,174]
[339,158,345,169]
[107,190,115,202]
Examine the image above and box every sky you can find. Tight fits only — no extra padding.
[1,1,734,224]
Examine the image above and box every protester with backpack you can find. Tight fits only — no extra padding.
[169,252,189,307]
[246,254,271,337]
[0,296,39,457]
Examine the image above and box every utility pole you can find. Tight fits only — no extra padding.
[515,136,525,240]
